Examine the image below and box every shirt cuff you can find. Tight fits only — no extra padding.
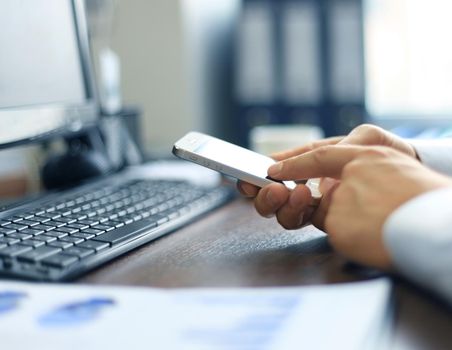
[410,139,452,176]
[383,187,452,302]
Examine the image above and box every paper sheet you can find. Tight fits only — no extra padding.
[0,279,391,350]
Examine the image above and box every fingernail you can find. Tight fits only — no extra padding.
[297,214,305,227]
[268,162,283,177]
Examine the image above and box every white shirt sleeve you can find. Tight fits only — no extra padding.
[383,140,452,302]
[410,139,452,176]
[384,187,452,303]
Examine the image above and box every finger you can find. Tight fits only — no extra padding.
[270,136,344,161]
[319,177,338,194]
[268,144,371,181]
[254,183,289,218]
[311,181,340,231]
[338,125,384,146]
[274,185,312,230]
[237,181,259,198]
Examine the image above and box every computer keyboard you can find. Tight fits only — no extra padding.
[0,176,233,281]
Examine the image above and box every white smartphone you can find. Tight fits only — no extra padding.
[172,131,321,199]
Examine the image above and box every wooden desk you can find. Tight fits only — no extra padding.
[79,198,452,350]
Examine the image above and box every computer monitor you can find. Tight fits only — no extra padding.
[0,0,98,149]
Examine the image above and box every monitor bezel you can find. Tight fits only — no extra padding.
[0,0,99,150]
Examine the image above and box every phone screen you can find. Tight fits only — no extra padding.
[194,138,274,179]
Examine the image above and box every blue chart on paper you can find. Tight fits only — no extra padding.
[179,294,300,350]
[0,291,27,314]
[39,297,115,327]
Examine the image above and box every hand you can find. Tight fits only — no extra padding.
[268,145,452,269]
[237,124,418,229]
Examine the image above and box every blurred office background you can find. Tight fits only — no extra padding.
[3,0,452,196]
[85,0,452,156]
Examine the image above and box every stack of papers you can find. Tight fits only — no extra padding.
[0,279,391,350]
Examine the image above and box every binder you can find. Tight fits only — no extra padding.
[326,0,366,135]
[280,0,323,129]
[233,0,366,145]
[235,0,277,104]
[235,0,278,145]
[282,0,321,106]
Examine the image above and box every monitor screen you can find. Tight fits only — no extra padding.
[0,0,97,148]
[364,0,452,121]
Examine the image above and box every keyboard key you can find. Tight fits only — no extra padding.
[39,212,61,219]
[108,221,124,229]
[71,232,95,240]
[54,227,80,235]
[81,204,92,210]
[20,239,46,248]
[77,240,109,252]
[92,224,115,232]
[81,228,104,236]
[29,216,51,223]
[60,236,84,245]
[44,231,68,239]
[67,223,89,230]
[33,235,57,243]
[11,217,24,223]
[108,213,119,220]
[93,220,158,245]
[92,216,109,224]
[95,208,106,215]
[7,232,33,240]
[18,220,40,227]
[121,217,134,225]
[0,244,33,257]
[133,214,143,221]
[117,209,127,217]
[0,219,12,226]
[65,211,84,218]
[78,219,100,226]
[18,246,62,262]
[65,200,76,207]
[140,211,150,218]
[61,246,95,259]
[13,212,35,220]
[58,209,72,216]
[148,214,169,226]
[0,227,17,235]
[3,223,28,231]
[0,237,20,245]
[53,217,77,224]
[167,211,180,220]
[48,241,74,249]
[21,228,45,236]
[41,253,79,268]
[69,213,87,221]
[50,220,72,227]
[32,224,55,232]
